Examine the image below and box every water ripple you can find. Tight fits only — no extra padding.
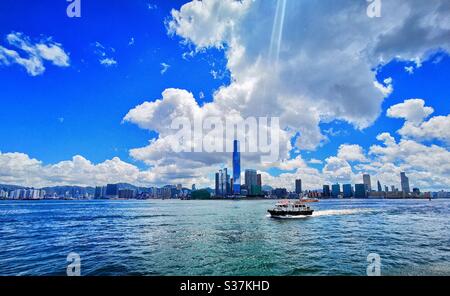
[0,199,449,275]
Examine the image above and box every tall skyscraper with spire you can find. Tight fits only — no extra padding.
[233,140,241,195]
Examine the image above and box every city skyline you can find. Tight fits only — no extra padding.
[2,155,449,199]
[2,159,444,200]
[0,0,449,192]
[0,135,448,194]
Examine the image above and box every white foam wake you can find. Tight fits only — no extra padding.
[312,208,373,217]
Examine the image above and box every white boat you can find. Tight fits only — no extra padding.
[267,200,314,218]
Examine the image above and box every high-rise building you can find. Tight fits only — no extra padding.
[232,140,241,195]
[27,189,41,200]
[331,184,340,198]
[400,172,410,193]
[94,186,103,198]
[215,173,220,196]
[225,169,231,194]
[245,169,258,195]
[363,174,372,192]
[162,186,172,199]
[355,184,366,198]
[343,184,353,198]
[295,179,302,194]
[0,189,8,199]
[377,180,382,192]
[105,184,118,198]
[254,174,263,196]
[322,185,331,197]
[149,187,157,198]
[118,189,135,199]
[384,185,389,193]
[217,168,231,196]
[222,169,226,195]
[219,169,225,196]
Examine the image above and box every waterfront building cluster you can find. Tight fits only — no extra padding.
[93,184,191,200]
[1,173,448,201]
[209,140,441,200]
[1,140,449,200]
[319,172,431,199]
[1,186,103,200]
[214,140,263,198]
[0,183,193,200]
[0,188,46,200]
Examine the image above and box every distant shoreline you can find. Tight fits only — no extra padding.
[0,197,441,201]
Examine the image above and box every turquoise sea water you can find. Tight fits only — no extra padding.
[0,199,449,276]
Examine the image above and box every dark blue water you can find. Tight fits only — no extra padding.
[0,199,449,275]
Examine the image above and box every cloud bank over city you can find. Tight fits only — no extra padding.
[0,0,449,191]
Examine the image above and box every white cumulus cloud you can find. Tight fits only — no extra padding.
[337,144,368,162]
[0,152,155,188]
[398,115,450,145]
[387,99,450,145]
[387,99,434,123]
[0,32,70,76]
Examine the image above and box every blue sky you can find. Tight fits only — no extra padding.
[308,54,450,166]
[0,0,227,165]
[0,0,449,190]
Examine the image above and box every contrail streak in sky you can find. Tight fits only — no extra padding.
[269,0,287,66]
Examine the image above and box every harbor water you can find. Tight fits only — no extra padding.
[0,199,449,275]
